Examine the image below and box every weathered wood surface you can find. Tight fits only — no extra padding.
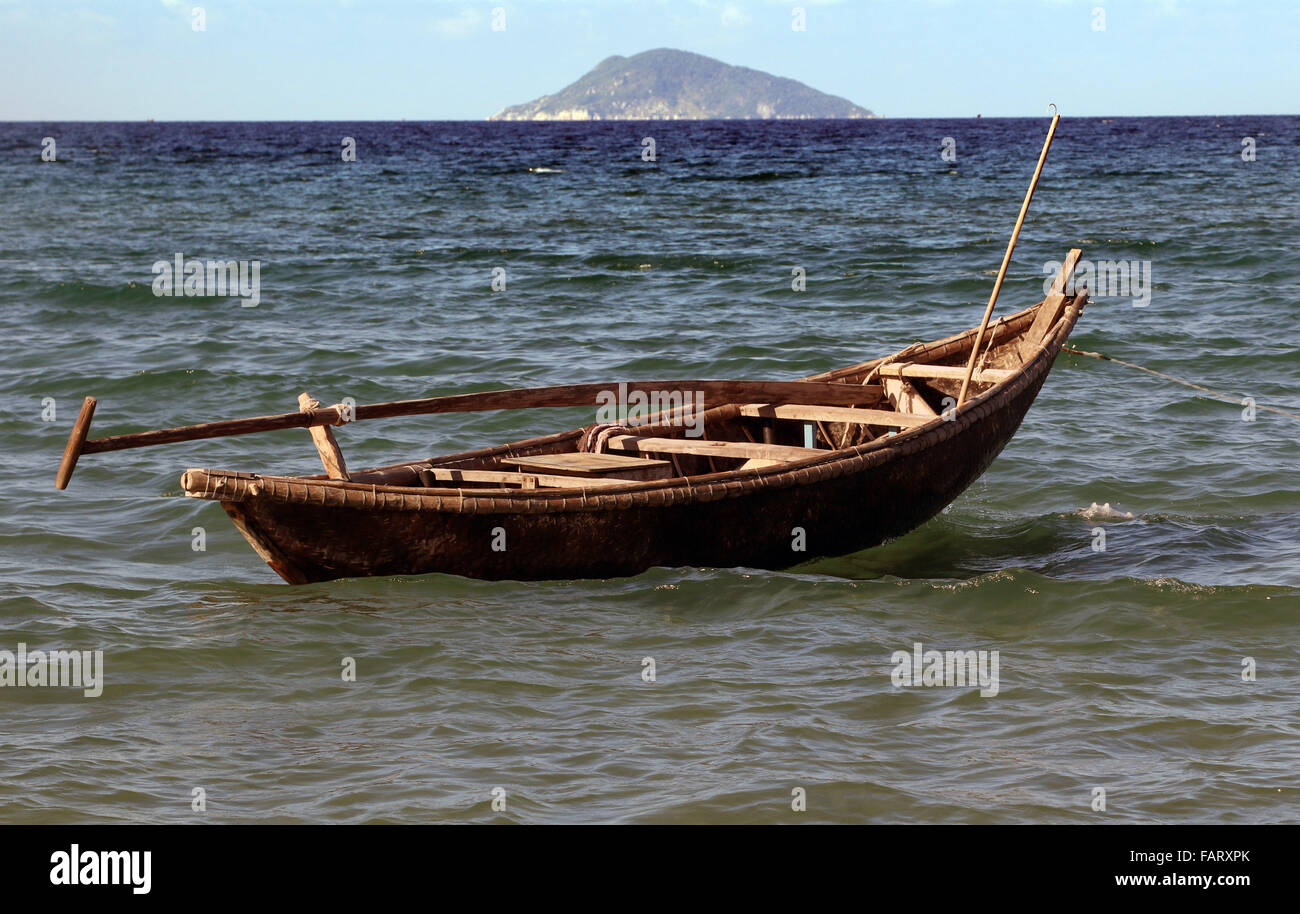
[1019,249,1084,360]
[191,352,1064,583]
[175,271,1088,584]
[298,392,349,480]
[737,403,933,428]
[878,363,1014,384]
[605,435,819,462]
[414,467,624,489]
[882,379,940,418]
[500,452,671,479]
[54,397,97,490]
[73,379,882,457]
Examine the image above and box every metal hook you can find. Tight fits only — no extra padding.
[1047,103,1058,116]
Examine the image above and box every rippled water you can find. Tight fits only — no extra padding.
[2,118,1297,823]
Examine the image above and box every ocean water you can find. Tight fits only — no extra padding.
[1,118,1297,823]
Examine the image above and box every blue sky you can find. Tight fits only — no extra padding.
[1,0,1295,119]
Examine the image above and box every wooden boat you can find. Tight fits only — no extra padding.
[166,254,1086,583]
[54,111,1081,585]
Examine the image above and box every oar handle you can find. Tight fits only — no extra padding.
[80,405,346,454]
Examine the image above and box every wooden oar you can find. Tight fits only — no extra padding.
[956,105,1062,406]
[53,378,884,489]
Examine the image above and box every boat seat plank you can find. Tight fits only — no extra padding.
[878,363,1014,384]
[416,467,623,489]
[605,435,819,462]
[737,403,933,428]
[500,452,671,479]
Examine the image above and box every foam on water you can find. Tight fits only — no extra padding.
[1076,502,1137,521]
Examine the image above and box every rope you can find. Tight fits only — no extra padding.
[862,340,926,387]
[579,423,633,454]
[974,316,1005,377]
[327,403,354,425]
[1062,345,1300,423]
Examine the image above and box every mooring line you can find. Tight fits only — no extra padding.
[1062,345,1300,423]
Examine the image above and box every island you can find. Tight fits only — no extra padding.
[488,48,876,121]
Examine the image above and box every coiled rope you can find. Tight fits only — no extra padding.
[1062,345,1300,423]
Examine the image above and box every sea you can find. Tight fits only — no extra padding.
[1,117,1296,823]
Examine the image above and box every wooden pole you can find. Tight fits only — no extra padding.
[54,397,97,490]
[957,106,1062,406]
[298,392,349,480]
[53,378,884,488]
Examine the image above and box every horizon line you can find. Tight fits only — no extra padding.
[2,113,1295,124]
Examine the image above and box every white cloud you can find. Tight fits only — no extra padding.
[720,3,750,29]
[431,8,481,38]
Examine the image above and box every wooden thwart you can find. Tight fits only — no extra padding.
[415,467,624,489]
[879,363,1014,384]
[500,452,671,480]
[605,435,819,462]
[738,403,933,428]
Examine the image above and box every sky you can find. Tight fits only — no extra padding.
[0,0,1295,120]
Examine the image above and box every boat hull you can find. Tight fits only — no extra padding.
[223,371,1046,582]
[186,292,1084,583]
